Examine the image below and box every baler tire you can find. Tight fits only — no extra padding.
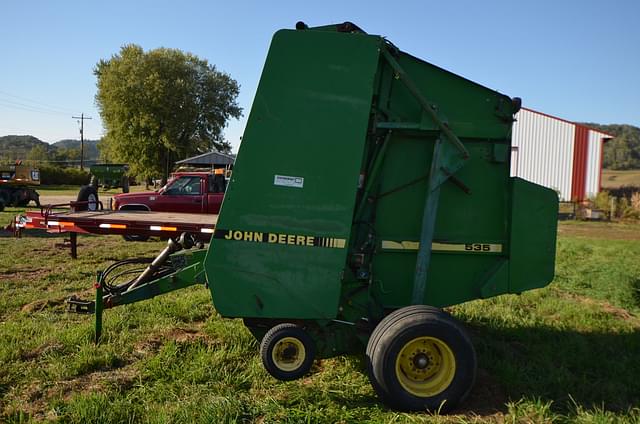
[260,323,316,381]
[366,305,443,403]
[366,306,476,412]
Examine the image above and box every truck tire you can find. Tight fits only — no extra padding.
[76,185,99,211]
[260,323,316,381]
[366,305,476,412]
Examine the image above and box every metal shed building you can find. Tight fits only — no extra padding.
[175,151,236,168]
[511,108,612,201]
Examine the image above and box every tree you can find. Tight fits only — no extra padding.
[26,145,50,163]
[94,45,242,181]
[584,123,640,170]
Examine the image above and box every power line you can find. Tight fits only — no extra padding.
[0,89,77,114]
[72,113,92,170]
[0,100,69,117]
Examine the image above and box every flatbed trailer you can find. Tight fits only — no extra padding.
[13,203,216,258]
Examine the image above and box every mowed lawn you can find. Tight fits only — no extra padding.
[0,208,639,423]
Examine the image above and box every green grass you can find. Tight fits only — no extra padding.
[1,212,640,423]
[602,169,640,189]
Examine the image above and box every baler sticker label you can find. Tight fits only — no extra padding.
[214,229,346,249]
[274,174,304,188]
[381,240,502,253]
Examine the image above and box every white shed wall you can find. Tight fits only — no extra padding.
[511,109,575,201]
[585,132,604,198]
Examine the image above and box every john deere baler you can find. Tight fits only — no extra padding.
[79,22,558,412]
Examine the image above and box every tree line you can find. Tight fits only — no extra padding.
[584,123,640,170]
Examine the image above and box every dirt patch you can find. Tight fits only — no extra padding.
[133,325,211,356]
[453,367,508,419]
[0,268,53,281]
[20,342,65,361]
[38,194,116,207]
[560,291,640,327]
[21,297,66,313]
[558,221,640,241]
[20,288,94,313]
[6,363,138,420]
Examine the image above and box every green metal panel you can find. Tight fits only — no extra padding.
[202,24,558,326]
[509,178,559,293]
[205,29,383,318]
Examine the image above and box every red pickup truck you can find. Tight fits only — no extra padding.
[112,171,226,214]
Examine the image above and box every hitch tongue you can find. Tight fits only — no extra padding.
[66,295,95,314]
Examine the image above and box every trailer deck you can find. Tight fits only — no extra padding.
[14,204,217,257]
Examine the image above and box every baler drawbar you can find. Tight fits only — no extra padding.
[68,22,558,412]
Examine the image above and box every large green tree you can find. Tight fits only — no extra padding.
[94,45,241,180]
[584,123,640,170]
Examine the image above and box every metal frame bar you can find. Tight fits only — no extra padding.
[379,46,471,304]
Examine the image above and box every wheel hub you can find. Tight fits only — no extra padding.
[395,336,456,397]
[272,337,306,372]
[413,353,429,369]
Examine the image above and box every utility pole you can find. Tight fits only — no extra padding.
[72,113,92,170]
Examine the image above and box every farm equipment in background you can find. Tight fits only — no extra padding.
[0,162,41,210]
[65,22,558,412]
[72,164,130,214]
[89,163,130,193]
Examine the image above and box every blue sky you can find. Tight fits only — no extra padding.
[1,0,638,152]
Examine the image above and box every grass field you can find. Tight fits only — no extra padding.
[601,169,640,189]
[1,208,639,423]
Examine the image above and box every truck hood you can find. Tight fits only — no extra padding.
[113,191,158,203]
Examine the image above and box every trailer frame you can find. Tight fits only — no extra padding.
[13,202,216,258]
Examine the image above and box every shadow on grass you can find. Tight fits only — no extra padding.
[467,321,640,413]
[325,323,639,417]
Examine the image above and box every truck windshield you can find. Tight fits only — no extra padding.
[163,176,201,195]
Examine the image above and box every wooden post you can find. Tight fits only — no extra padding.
[70,232,78,259]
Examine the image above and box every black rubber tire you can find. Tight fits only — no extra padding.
[260,323,316,381]
[122,234,150,242]
[366,306,476,412]
[76,185,99,211]
[0,190,9,207]
[0,199,4,212]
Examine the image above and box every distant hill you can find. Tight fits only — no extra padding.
[52,139,100,161]
[0,135,100,163]
[0,135,52,160]
[582,123,640,170]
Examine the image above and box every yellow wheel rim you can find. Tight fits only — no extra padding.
[271,337,306,372]
[395,336,456,397]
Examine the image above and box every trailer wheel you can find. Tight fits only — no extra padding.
[260,323,316,381]
[76,185,99,211]
[366,306,476,412]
